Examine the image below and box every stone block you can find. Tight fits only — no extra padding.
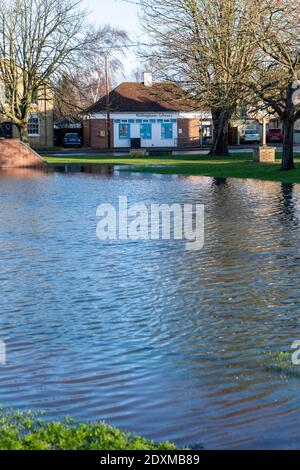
[129,149,148,157]
[253,146,276,163]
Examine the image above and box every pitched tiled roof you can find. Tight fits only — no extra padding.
[87,82,201,114]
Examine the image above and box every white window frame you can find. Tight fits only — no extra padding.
[0,82,6,106]
[28,115,40,137]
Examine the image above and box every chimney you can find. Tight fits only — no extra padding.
[143,71,153,87]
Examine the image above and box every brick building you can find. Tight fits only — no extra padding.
[84,73,211,149]
[0,81,54,148]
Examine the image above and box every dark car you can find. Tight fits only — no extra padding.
[266,128,284,143]
[63,133,82,148]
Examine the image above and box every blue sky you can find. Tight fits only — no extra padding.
[82,0,143,81]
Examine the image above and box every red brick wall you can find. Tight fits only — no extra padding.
[0,139,46,168]
[82,120,90,147]
[89,119,114,149]
[177,119,200,146]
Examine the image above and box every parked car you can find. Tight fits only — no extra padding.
[266,128,284,143]
[241,129,261,144]
[63,133,82,148]
[203,135,213,145]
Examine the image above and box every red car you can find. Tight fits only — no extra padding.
[267,128,284,143]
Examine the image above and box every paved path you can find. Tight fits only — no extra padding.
[42,145,300,158]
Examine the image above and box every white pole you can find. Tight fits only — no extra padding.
[262,117,267,147]
[105,54,111,149]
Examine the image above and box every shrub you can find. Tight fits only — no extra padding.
[262,351,300,377]
[0,411,177,450]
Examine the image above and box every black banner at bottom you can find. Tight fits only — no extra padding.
[0,450,298,467]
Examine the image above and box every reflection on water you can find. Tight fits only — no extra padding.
[212,177,228,187]
[0,167,50,180]
[1,168,300,449]
[52,164,115,175]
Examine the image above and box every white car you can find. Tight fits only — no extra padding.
[241,129,261,144]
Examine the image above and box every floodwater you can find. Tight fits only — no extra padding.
[1,165,300,449]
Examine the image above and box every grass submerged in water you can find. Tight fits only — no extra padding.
[44,152,300,184]
[262,351,300,377]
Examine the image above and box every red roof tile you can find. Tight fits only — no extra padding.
[87,82,201,114]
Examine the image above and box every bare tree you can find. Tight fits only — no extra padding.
[54,26,129,122]
[249,0,300,170]
[87,26,129,103]
[0,0,93,142]
[141,0,259,156]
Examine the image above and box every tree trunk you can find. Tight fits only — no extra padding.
[281,117,295,170]
[209,108,232,157]
[18,122,29,144]
[281,84,295,171]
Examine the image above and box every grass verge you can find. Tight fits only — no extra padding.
[44,152,300,184]
[0,411,177,450]
[33,146,61,152]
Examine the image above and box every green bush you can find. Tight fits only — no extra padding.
[0,411,177,450]
[262,351,300,377]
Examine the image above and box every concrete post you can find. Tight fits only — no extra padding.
[262,117,267,147]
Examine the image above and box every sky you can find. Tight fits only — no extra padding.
[82,0,143,82]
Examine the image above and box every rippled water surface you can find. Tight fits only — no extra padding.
[1,166,300,449]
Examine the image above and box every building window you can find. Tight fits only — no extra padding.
[0,82,6,105]
[119,123,130,139]
[161,123,173,139]
[140,123,152,140]
[28,116,40,136]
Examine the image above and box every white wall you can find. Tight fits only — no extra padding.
[294,120,300,144]
[294,132,300,144]
[113,122,178,148]
[112,113,179,148]
[89,111,204,148]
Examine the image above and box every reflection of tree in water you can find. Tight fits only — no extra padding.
[212,177,228,188]
[279,183,297,225]
[200,179,300,314]
[53,165,115,176]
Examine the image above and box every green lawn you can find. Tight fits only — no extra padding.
[44,151,300,184]
[0,411,177,450]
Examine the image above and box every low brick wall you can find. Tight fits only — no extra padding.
[0,139,47,168]
[253,146,276,163]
